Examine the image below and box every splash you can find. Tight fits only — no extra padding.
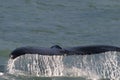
[69,51,120,79]
[7,51,120,79]
[7,54,64,77]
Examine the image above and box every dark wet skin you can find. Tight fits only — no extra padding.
[9,45,120,59]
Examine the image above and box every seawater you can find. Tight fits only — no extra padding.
[8,55,64,77]
[1,0,120,80]
[7,51,120,80]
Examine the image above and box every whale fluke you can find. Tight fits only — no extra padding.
[9,45,120,59]
[65,45,120,55]
[50,45,62,49]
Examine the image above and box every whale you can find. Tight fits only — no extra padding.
[9,45,120,59]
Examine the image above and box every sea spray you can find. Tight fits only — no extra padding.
[7,51,120,79]
[69,51,120,79]
[7,54,64,77]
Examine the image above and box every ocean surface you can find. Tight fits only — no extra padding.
[0,0,120,80]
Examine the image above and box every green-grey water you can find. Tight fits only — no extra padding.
[0,0,120,80]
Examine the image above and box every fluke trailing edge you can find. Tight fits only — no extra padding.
[9,45,120,59]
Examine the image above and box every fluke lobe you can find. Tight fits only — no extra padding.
[9,45,120,59]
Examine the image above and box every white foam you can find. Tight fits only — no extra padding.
[0,72,4,76]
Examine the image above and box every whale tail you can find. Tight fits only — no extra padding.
[9,45,120,59]
[66,45,120,55]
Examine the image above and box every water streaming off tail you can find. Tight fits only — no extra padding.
[7,54,64,77]
[7,51,120,79]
